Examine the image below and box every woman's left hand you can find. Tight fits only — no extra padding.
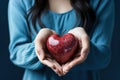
[62,27,90,75]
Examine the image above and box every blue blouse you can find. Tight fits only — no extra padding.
[8,0,115,80]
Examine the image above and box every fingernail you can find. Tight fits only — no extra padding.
[63,70,68,75]
[52,66,56,70]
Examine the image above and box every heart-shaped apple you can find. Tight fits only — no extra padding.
[46,33,78,64]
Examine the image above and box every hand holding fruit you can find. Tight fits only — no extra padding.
[34,28,62,76]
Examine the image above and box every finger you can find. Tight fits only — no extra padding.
[63,53,87,75]
[62,60,77,75]
[35,45,63,76]
[62,62,70,75]
[51,30,56,34]
[50,59,63,76]
[36,28,56,42]
[81,35,90,56]
[53,60,63,76]
[62,40,82,75]
[35,47,45,60]
[42,59,63,76]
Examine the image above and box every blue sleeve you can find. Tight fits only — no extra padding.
[8,0,44,70]
[75,0,115,70]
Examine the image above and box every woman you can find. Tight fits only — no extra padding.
[8,0,115,80]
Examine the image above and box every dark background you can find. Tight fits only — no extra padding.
[0,0,120,80]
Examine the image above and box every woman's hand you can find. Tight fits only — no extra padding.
[62,27,90,75]
[34,28,63,76]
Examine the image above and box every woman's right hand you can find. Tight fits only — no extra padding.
[34,28,63,76]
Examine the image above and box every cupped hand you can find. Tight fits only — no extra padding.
[34,28,63,76]
[62,27,90,75]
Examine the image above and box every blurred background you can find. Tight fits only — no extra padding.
[0,0,120,80]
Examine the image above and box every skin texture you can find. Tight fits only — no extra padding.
[34,27,89,76]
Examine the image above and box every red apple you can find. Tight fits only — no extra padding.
[46,33,78,64]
